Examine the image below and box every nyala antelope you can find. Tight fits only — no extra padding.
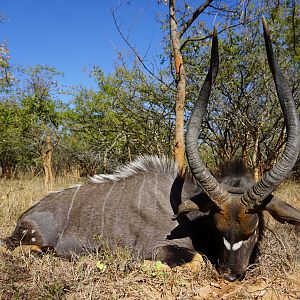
[1,18,299,282]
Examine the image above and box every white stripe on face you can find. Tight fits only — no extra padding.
[223,227,258,252]
[223,237,231,250]
[232,240,243,251]
[223,238,245,251]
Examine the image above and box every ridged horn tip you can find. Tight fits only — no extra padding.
[213,26,217,37]
[262,16,270,36]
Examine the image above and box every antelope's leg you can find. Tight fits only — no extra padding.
[0,243,43,256]
[178,252,205,272]
[12,244,43,255]
[154,245,205,272]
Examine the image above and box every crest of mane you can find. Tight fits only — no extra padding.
[90,155,180,183]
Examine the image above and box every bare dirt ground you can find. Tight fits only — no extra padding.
[0,177,299,299]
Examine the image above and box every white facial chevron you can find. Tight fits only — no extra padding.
[223,237,231,251]
[223,237,243,251]
[232,240,243,251]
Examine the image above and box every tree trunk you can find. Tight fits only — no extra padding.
[169,0,186,174]
[252,131,260,181]
[1,163,14,179]
[42,135,54,184]
[242,130,249,164]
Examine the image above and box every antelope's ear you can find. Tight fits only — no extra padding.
[264,195,300,225]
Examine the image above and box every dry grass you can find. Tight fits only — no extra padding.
[0,178,299,299]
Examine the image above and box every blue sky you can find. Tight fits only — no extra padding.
[1,1,166,90]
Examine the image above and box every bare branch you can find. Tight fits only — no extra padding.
[112,10,175,92]
[208,4,237,13]
[179,0,213,38]
[180,17,257,51]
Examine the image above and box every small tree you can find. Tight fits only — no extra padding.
[168,0,213,172]
[19,65,63,183]
[0,42,14,93]
[66,66,174,175]
[187,1,300,177]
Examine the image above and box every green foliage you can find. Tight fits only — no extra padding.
[269,1,300,61]
[20,65,62,131]
[0,100,26,177]
[0,43,14,93]
[65,65,174,174]
[181,0,299,172]
[0,1,299,178]
[0,65,64,177]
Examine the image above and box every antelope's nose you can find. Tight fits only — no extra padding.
[223,272,245,282]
